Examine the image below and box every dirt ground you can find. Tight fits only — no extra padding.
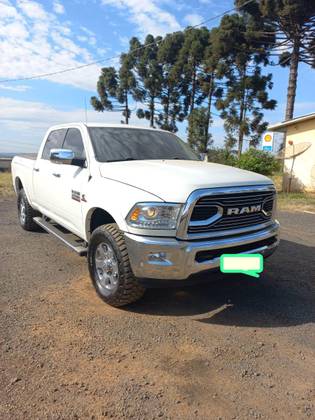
[1,198,315,420]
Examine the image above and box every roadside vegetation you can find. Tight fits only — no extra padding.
[0,172,14,198]
[207,148,281,177]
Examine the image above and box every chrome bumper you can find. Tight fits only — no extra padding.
[124,221,280,280]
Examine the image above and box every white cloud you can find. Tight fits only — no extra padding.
[0,0,101,90]
[53,0,65,14]
[0,84,31,92]
[17,0,47,20]
[0,97,148,152]
[183,13,203,27]
[101,0,180,36]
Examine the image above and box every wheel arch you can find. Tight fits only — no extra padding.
[86,207,117,240]
[15,177,23,193]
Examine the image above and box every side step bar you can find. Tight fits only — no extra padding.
[33,217,88,256]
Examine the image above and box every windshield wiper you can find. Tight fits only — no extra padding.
[106,158,137,162]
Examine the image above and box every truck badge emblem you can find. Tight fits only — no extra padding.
[226,205,262,216]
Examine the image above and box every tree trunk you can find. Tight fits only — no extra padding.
[205,73,214,152]
[285,38,300,121]
[238,66,247,159]
[164,88,170,128]
[190,66,196,115]
[125,91,129,124]
[150,96,154,128]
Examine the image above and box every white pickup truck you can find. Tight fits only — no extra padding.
[12,123,279,306]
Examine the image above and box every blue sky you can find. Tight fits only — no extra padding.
[0,0,314,153]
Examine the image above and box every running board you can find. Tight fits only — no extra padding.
[33,217,88,256]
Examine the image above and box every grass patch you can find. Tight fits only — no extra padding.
[0,172,14,197]
[277,192,315,212]
[270,172,283,192]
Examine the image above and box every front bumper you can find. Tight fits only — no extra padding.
[124,221,280,280]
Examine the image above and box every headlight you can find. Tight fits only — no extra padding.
[126,203,182,230]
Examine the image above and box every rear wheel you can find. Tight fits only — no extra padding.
[17,189,39,231]
[88,223,145,307]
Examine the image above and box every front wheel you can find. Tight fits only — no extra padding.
[88,224,145,307]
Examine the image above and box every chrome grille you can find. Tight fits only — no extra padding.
[188,189,275,234]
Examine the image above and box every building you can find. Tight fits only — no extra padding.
[269,113,315,192]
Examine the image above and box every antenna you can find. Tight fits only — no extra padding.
[84,97,88,124]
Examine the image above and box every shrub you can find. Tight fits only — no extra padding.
[237,148,281,176]
[207,148,237,167]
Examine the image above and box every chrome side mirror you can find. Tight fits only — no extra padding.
[50,149,74,165]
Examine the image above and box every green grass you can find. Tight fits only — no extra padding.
[0,172,14,197]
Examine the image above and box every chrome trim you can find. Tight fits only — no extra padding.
[177,184,276,240]
[189,204,223,227]
[50,149,74,165]
[125,220,280,280]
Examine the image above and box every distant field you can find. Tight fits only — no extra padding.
[0,172,14,197]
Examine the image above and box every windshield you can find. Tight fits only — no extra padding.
[88,127,199,162]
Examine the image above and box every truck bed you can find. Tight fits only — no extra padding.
[16,153,37,160]
[11,155,37,200]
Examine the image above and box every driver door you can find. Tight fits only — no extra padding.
[54,127,89,236]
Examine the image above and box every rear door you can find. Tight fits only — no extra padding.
[32,129,67,216]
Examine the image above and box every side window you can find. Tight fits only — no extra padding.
[62,128,86,162]
[42,129,67,160]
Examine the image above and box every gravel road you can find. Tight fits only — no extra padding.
[1,198,315,419]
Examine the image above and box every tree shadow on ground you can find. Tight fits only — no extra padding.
[126,239,315,328]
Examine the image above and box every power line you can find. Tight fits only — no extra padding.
[0,0,255,84]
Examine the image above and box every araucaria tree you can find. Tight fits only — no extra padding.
[91,52,139,124]
[187,107,213,153]
[236,0,315,120]
[156,31,186,132]
[130,35,163,128]
[214,14,276,157]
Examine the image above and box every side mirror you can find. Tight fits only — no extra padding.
[50,149,74,165]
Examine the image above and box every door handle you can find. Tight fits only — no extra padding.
[52,173,61,178]
[33,168,39,172]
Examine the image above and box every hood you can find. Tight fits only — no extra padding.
[99,160,273,202]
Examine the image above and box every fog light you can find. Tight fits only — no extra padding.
[148,252,167,262]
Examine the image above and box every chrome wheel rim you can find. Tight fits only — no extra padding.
[20,199,26,225]
[94,242,119,296]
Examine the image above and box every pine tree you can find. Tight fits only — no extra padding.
[174,27,210,117]
[214,14,276,157]
[156,32,185,132]
[194,28,224,152]
[188,107,213,153]
[130,35,163,128]
[91,51,139,124]
[236,0,315,120]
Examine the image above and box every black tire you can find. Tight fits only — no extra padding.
[17,189,40,231]
[88,223,145,307]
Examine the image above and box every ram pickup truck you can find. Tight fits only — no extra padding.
[12,123,279,306]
